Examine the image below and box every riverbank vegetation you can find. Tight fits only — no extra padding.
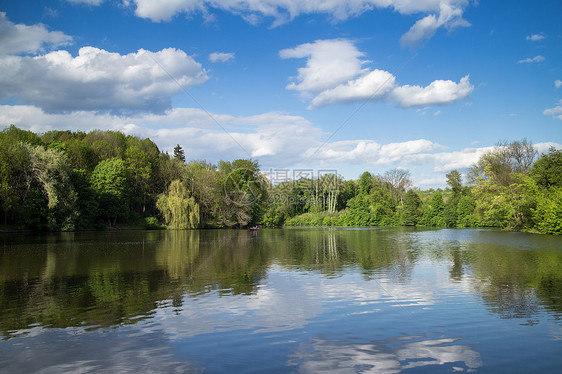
[1,126,561,234]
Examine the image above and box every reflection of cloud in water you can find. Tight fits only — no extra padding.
[291,335,482,373]
[0,327,200,373]
[159,265,442,339]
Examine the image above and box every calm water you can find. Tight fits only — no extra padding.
[1,228,561,373]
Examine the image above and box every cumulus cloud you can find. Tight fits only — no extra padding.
[0,47,209,113]
[209,52,235,63]
[3,104,560,187]
[0,12,72,55]
[400,1,471,47]
[310,70,396,107]
[303,139,445,165]
[280,39,367,93]
[390,75,473,108]
[543,100,562,120]
[526,33,546,42]
[282,39,473,109]
[518,55,545,64]
[555,80,562,89]
[127,0,470,44]
[0,105,323,163]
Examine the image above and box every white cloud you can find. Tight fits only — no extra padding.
[3,104,560,187]
[0,12,72,55]
[129,1,470,44]
[526,33,546,42]
[209,52,235,63]
[543,100,562,120]
[555,80,562,89]
[0,105,322,163]
[517,55,545,64]
[310,69,395,107]
[390,75,473,108]
[303,139,446,165]
[400,1,470,47]
[282,39,473,109]
[280,39,367,93]
[0,47,209,113]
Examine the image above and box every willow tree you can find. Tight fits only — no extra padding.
[157,179,200,229]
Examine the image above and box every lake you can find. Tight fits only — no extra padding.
[0,228,561,373]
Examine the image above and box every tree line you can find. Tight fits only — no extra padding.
[279,139,562,235]
[0,125,264,230]
[1,126,561,234]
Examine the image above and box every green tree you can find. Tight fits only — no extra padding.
[533,187,562,234]
[446,170,463,197]
[124,142,152,213]
[421,191,445,227]
[173,144,186,163]
[71,170,99,229]
[64,139,97,172]
[382,168,412,205]
[531,147,562,188]
[90,158,130,226]
[456,195,477,228]
[156,180,200,229]
[28,145,78,231]
[402,190,422,226]
[468,139,537,187]
[358,171,373,195]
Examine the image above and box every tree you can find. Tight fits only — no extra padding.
[358,171,373,195]
[446,170,463,197]
[28,145,78,230]
[444,170,463,228]
[218,159,265,227]
[533,187,562,234]
[531,147,562,188]
[90,158,130,226]
[421,192,445,227]
[402,190,422,226]
[156,180,199,229]
[468,139,537,186]
[124,142,152,213]
[382,168,412,205]
[173,144,186,163]
[456,195,477,228]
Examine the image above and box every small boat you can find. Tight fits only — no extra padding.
[248,225,259,231]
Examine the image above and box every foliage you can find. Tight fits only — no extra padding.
[402,190,422,226]
[156,180,200,229]
[173,144,186,163]
[532,187,562,234]
[531,147,562,188]
[421,191,445,227]
[90,158,130,226]
[0,128,560,234]
[28,144,78,230]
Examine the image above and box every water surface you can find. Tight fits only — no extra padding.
[1,228,561,373]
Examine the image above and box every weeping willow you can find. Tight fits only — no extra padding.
[156,180,200,229]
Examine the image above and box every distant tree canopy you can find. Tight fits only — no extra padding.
[0,128,560,234]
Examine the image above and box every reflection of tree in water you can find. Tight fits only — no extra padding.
[2,229,561,340]
[0,230,274,338]
[272,228,419,282]
[178,230,271,296]
[462,242,562,321]
[290,334,482,373]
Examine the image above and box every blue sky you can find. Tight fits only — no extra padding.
[0,0,561,188]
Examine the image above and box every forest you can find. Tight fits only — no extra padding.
[0,125,561,234]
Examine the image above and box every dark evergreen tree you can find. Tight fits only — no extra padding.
[173,144,186,163]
